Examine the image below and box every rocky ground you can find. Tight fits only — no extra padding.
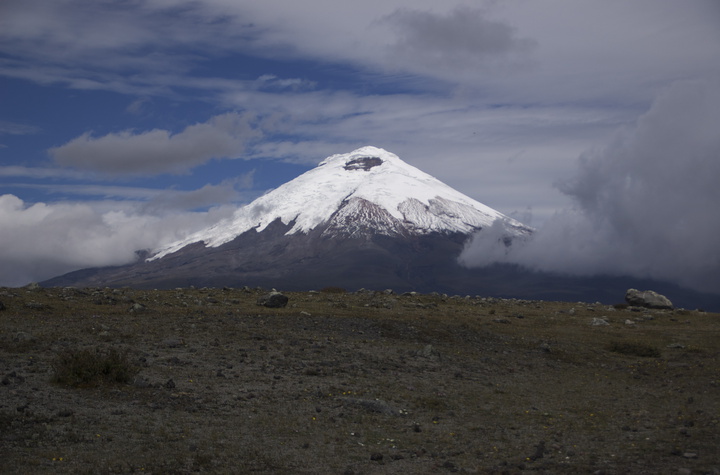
[1,285,719,474]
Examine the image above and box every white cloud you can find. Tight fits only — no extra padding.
[460,78,720,293]
[49,112,263,175]
[0,193,237,287]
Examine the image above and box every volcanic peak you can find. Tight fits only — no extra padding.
[149,146,531,260]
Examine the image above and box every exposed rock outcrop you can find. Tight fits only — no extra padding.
[257,291,289,308]
[625,289,674,310]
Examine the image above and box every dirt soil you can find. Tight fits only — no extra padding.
[1,285,719,474]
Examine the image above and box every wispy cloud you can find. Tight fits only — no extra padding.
[49,112,263,175]
[0,166,90,180]
[0,120,41,136]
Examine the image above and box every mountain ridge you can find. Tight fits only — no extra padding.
[149,146,531,260]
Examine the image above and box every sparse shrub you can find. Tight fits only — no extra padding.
[52,347,138,387]
[613,303,629,310]
[608,341,661,358]
[320,286,347,294]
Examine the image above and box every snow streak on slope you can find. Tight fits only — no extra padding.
[150,147,530,260]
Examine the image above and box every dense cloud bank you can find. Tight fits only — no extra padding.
[0,195,235,286]
[460,79,720,294]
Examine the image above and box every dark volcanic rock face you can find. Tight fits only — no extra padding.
[343,156,383,171]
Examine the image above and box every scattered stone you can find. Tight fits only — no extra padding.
[24,282,41,291]
[256,291,289,308]
[625,289,674,310]
[682,452,698,459]
[591,317,609,326]
[493,317,512,324]
[129,302,146,313]
[13,332,34,342]
[161,338,184,348]
[418,344,439,358]
[624,319,636,325]
[24,301,45,309]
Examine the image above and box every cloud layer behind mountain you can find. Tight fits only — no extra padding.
[460,79,720,293]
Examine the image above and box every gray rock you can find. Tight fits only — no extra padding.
[13,332,34,342]
[161,337,184,348]
[625,288,674,310]
[418,344,438,358]
[591,317,609,326]
[133,376,151,388]
[256,291,288,308]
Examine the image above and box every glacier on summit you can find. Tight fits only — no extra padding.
[150,146,531,260]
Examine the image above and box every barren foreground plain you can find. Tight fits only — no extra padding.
[1,285,719,474]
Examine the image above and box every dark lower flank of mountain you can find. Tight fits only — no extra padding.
[42,219,720,312]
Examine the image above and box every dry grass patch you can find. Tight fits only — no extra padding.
[51,346,138,387]
[608,340,662,358]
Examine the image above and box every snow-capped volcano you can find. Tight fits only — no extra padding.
[151,146,530,260]
[41,147,720,309]
[43,146,538,292]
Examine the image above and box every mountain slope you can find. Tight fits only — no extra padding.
[150,146,530,260]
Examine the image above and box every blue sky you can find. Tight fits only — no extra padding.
[1,0,719,291]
